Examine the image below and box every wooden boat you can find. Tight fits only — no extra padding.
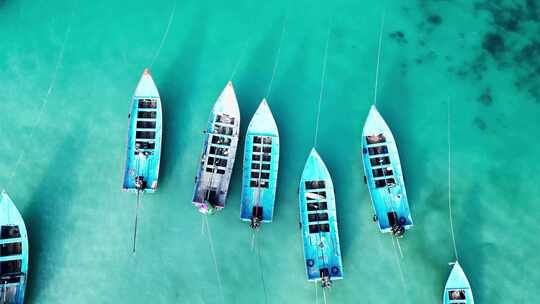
[122,68,163,193]
[0,191,29,304]
[299,148,343,288]
[361,105,413,237]
[192,82,240,214]
[443,262,474,304]
[240,99,279,228]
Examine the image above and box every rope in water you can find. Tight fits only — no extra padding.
[150,0,177,68]
[254,234,269,304]
[390,237,409,304]
[7,12,73,189]
[204,216,225,303]
[447,98,459,261]
[373,7,386,106]
[313,17,332,147]
[265,13,288,99]
[132,190,141,254]
[229,39,250,82]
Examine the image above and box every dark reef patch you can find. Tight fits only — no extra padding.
[428,15,442,25]
[482,33,505,58]
[478,88,493,106]
[474,117,487,131]
[389,31,407,44]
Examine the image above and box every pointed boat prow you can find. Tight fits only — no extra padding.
[0,191,29,304]
[443,261,474,304]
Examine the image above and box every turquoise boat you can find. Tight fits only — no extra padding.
[443,262,474,304]
[0,191,28,304]
[192,82,240,214]
[298,149,343,288]
[240,99,279,229]
[361,105,413,237]
[122,68,163,193]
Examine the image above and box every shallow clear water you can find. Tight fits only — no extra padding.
[1,0,539,303]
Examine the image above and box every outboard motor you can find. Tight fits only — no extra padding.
[391,224,405,237]
[135,176,146,191]
[250,206,263,230]
[321,276,332,288]
[250,217,261,230]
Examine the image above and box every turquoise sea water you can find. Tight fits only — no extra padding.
[1,0,539,303]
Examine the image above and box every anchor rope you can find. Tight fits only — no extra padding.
[447,98,459,261]
[6,10,73,190]
[254,234,269,304]
[150,0,177,68]
[373,6,386,106]
[390,237,409,304]
[265,13,288,99]
[204,216,225,303]
[313,16,333,148]
[132,190,141,254]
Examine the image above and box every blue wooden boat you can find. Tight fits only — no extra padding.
[122,68,162,193]
[361,105,413,237]
[240,99,279,229]
[443,262,474,304]
[192,82,240,214]
[0,191,28,304]
[298,148,343,288]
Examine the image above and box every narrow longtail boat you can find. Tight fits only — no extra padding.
[361,105,413,237]
[122,68,163,193]
[443,262,474,304]
[240,99,279,229]
[193,82,240,214]
[0,191,29,304]
[122,68,162,253]
[299,148,343,288]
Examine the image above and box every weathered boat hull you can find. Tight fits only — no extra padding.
[299,149,343,287]
[192,82,240,214]
[443,262,474,304]
[240,99,279,225]
[122,69,163,193]
[361,105,413,236]
[0,191,29,304]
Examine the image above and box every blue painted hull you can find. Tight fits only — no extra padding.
[240,99,279,225]
[361,106,413,235]
[0,192,29,304]
[122,69,162,193]
[299,149,343,286]
[192,82,240,214]
[443,262,474,304]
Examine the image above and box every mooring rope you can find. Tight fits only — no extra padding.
[313,16,332,147]
[447,98,459,261]
[150,0,177,68]
[254,234,269,304]
[204,216,225,303]
[132,190,141,254]
[373,6,386,106]
[6,10,73,189]
[390,237,409,304]
[265,13,288,99]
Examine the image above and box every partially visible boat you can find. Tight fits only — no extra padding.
[443,262,474,304]
[240,99,279,228]
[361,105,413,237]
[193,82,240,214]
[0,191,29,304]
[122,68,163,193]
[298,148,343,288]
